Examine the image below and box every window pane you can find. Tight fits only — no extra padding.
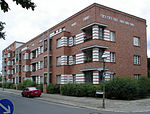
[110,31,115,41]
[57,39,61,48]
[57,75,61,84]
[133,37,140,46]
[57,57,61,65]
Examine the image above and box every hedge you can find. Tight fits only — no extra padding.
[47,84,60,94]
[36,84,43,92]
[137,77,150,97]
[2,82,16,89]
[61,83,101,97]
[17,80,36,90]
[105,77,138,100]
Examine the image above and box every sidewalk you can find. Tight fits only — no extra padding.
[1,88,150,112]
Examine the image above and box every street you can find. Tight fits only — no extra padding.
[0,91,150,114]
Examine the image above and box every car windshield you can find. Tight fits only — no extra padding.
[28,87,37,91]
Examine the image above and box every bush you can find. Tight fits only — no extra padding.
[0,83,2,87]
[17,83,24,90]
[137,77,150,97]
[61,83,98,97]
[36,84,43,92]
[3,82,14,89]
[105,77,138,100]
[22,80,36,87]
[17,80,36,90]
[47,84,60,94]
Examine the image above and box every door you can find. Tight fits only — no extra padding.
[84,71,93,84]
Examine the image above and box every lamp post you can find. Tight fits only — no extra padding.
[102,54,107,108]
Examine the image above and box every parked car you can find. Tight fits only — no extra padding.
[21,87,41,98]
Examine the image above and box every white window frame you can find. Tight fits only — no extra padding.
[57,56,61,66]
[133,37,140,46]
[134,74,140,80]
[110,52,115,62]
[110,31,115,41]
[57,75,61,84]
[134,55,140,65]
[57,38,61,48]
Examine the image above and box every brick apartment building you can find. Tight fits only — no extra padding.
[2,3,147,86]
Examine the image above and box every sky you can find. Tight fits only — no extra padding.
[0,0,150,72]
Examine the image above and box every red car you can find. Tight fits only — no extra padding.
[21,87,42,98]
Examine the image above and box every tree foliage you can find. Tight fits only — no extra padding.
[0,0,36,39]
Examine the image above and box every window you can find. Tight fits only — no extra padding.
[67,56,69,65]
[133,37,140,46]
[44,40,47,51]
[57,75,61,84]
[72,74,76,83]
[49,39,52,50]
[12,51,15,57]
[44,73,47,84]
[67,37,69,46]
[84,49,92,63]
[71,22,76,27]
[44,56,47,68]
[73,55,76,64]
[72,36,76,45]
[134,55,140,65]
[23,53,29,59]
[110,52,115,62]
[99,49,104,61]
[99,27,104,39]
[57,56,61,66]
[83,16,89,21]
[110,31,115,41]
[57,38,61,48]
[40,46,43,54]
[8,53,11,57]
[40,61,43,69]
[49,56,52,67]
[134,74,140,80]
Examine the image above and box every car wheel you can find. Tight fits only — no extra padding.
[27,94,30,98]
[22,93,24,97]
[38,95,40,97]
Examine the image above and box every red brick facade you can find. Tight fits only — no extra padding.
[2,3,147,85]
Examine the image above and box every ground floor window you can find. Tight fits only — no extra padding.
[44,73,47,84]
[72,74,76,83]
[134,74,140,80]
[57,75,61,84]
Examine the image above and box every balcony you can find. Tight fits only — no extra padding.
[84,36,92,42]
[84,49,92,63]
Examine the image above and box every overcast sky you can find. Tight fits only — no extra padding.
[0,0,150,72]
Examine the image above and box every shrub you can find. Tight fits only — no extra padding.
[36,84,43,92]
[105,77,138,100]
[61,83,98,97]
[137,77,150,97]
[0,83,2,87]
[17,83,24,90]
[47,84,60,94]
[17,80,36,90]
[3,82,14,89]
[22,80,36,87]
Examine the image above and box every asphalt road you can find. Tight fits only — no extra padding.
[0,91,150,114]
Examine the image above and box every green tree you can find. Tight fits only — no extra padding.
[0,0,36,39]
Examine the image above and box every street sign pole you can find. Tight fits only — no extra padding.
[103,60,105,108]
